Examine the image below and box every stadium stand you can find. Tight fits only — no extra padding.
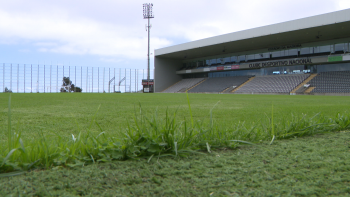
[291,74,318,93]
[234,74,310,93]
[304,86,315,93]
[188,76,252,93]
[295,86,309,93]
[162,78,205,93]
[309,71,350,93]
[162,71,350,95]
[231,76,256,93]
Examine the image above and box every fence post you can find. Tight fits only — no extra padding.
[81,67,82,92]
[44,65,46,93]
[86,67,88,93]
[2,63,4,92]
[37,64,39,93]
[31,64,32,93]
[108,68,110,93]
[98,67,99,93]
[10,64,12,91]
[119,68,121,92]
[17,64,19,93]
[69,66,70,93]
[75,66,76,92]
[24,64,25,93]
[102,67,104,93]
[57,65,58,92]
[125,68,126,92]
[50,65,52,93]
[114,68,115,92]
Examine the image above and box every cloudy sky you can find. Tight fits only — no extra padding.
[0,0,350,70]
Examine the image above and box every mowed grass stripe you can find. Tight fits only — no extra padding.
[1,93,349,137]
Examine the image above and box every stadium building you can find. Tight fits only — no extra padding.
[154,8,350,95]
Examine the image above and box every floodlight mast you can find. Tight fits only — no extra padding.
[143,3,154,92]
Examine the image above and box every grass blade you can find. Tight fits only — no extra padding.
[1,149,17,166]
[0,171,25,178]
[206,142,211,153]
[269,135,275,145]
[229,140,259,146]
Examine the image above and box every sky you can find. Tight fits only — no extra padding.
[0,0,350,70]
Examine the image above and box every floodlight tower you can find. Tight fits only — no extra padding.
[143,3,154,91]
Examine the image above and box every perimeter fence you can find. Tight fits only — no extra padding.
[0,63,153,93]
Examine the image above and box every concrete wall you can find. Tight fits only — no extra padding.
[154,57,182,92]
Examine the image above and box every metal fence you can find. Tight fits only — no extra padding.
[0,63,154,93]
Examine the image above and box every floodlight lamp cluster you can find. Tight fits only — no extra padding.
[143,3,154,19]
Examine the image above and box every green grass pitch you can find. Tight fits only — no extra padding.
[0,93,350,196]
[1,93,349,139]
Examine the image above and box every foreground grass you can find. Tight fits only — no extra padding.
[1,93,350,173]
[1,131,350,196]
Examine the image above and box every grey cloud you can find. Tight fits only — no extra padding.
[0,0,347,59]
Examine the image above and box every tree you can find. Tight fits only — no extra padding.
[4,87,12,93]
[75,86,82,92]
[60,77,82,93]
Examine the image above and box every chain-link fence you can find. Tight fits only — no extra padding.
[0,63,153,93]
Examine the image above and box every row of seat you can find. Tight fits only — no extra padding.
[310,71,350,93]
[235,75,309,93]
[188,76,251,93]
[162,71,350,94]
[162,78,204,93]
